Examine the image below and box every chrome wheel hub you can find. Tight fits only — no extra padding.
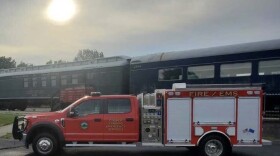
[37,137,53,154]
[205,139,223,156]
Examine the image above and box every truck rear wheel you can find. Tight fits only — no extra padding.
[32,133,58,156]
[199,135,231,156]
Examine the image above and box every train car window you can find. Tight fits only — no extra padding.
[72,74,78,84]
[24,78,28,88]
[158,68,182,81]
[220,62,252,77]
[41,77,47,87]
[61,75,68,86]
[51,76,57,87]
[259,59,280,75]
[107,99,131,113]
[187,65,214,79]
[87,73,93,79]
[87,72,97,80]
[32,77,37,87]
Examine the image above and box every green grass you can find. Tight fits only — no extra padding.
[263,136,278,141]
[0,113,16,127]
[0,133,12,139]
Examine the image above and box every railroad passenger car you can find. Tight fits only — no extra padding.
[130,39,280,117]
[0,56,130,110]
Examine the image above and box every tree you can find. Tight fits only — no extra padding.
[0,56,16,69]
[17,61,33,68]
[46,60,67,65]
[54,60,67,64]
[46,60,53,65]
[74,49,104,62]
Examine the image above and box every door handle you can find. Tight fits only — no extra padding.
[126,118,134,122]
[94,118,101,122]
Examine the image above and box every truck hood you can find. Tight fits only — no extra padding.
[25,111,63,119]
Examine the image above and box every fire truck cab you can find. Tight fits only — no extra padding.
[13,85,267,156]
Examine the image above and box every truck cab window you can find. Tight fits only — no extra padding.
[107,99,131,113]
[74,99,102,117]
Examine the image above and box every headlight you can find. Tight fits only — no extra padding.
[18,117,28,131]
[22,119,28,130]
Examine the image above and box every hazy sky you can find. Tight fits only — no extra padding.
[1,0,280,65]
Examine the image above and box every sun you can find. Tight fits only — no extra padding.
[47,0,77,23]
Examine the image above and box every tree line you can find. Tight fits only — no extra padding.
[0,49,104,69]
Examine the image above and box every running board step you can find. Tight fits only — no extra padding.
[65,143,137,147]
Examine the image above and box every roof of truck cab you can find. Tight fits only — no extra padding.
[84,95,136,99]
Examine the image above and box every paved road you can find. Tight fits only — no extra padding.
[0,145,279,156]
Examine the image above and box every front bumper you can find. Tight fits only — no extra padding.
[22,133,29,149]
[12,116,29,148]
[12,116,28,140]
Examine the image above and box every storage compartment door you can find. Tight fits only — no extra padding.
[237,97,261,143]
[167,98,191,143]
[193,97,236,124]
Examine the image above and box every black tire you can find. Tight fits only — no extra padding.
[32,133,59,156]
[198,135,232,156]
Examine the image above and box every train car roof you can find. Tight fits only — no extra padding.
[0,56,131,77]
[130,39,280,64]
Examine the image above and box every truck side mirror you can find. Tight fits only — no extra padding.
[69,111,75,117]
[68,107,78,117]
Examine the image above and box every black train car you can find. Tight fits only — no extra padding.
[0,56,130,110]
[130,39,280,118]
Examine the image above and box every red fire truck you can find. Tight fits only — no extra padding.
[12,85,269,156]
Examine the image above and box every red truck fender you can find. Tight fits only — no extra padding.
[26,122,65,148]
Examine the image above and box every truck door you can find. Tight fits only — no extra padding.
[103,98,139,142]
[64,99,104,141]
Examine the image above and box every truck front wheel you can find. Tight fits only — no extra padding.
[32,133,59,156]
[199,135,231,156]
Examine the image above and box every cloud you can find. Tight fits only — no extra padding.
[0,0,280,65]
